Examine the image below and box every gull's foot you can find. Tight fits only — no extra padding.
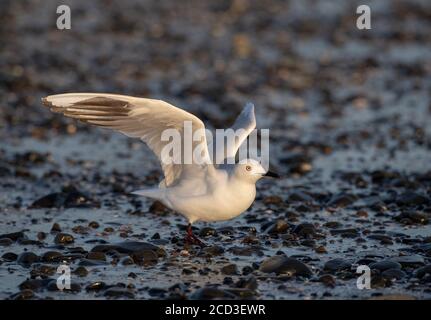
[185,224,206,247]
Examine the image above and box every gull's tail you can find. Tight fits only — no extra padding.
[131,188,164,200]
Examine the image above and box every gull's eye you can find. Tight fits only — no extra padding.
[246,165,252,171]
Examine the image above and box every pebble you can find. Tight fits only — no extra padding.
[17,252,39,267]
[2,252,18,261]
[323,259,352,273]
[381,268,406,280]
[104,287,135,298]
[221,263,238,275]
[54,233,74,244]
[369,260,401,271]
[292,223,316,238]
[199,227,217,237]
[259,255,312,277]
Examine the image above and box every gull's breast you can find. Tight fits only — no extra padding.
[168,182,256,223]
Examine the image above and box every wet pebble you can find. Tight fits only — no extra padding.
[73,266,89,277]
[259,255,312,277]
[41,251,63,262]
[369,260,401,271]
[2,252,18,261]
[318,274,336,288]
[292,223,316,238]
[104,287,135,299]
[381,268,406,280]
[393,255,425,268]
[221,263,238,275]
[54,233,74,244]
[199,227,217,237]
[17,252,39,267]
[323,259,352,273]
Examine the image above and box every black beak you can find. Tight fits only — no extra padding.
[264,170,280,178]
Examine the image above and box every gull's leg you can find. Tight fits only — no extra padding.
[184,223,205,247]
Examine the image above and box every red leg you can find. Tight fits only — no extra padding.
[184,223,205,247]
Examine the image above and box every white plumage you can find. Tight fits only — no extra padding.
[42,93,277,244]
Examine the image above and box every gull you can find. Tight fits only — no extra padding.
[42,93,279,245]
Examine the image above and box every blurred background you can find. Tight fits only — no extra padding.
[0,0,430,300]
[1,0,430,171]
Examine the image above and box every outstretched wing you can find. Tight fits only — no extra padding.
[42,93,213,187]
[210,102,256,164]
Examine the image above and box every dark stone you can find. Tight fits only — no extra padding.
[393,255,425,268]
[88,221,100,229]
[41,251,63,262]
[10,289,35,300]
[381,268,406,280]
[369,260,401,271]
[265,220,289,234]
[199,227,217,237]
[292,223,316,238]
[235,276,258,290]
[414,265,431,279]
[19,278,52,291]
[30,188,99,209]
[288,191,314,203]
[198,245,225,257]
[131,250,158,266]
[17,252,40,267]
[228,246,264,256]
[327,193,358,208]
[0,231,26,241]
[396,192,429,206]
[149,201,170,214]
[318,274,336,287]
[2,252,18,261]
[221,263,238,275]
[259,255,312,277]
[104,287,135,298]
[324,259,352,273]
[394,211,429,225]
[73,266,89,277]
[51,222,62,233]
[54,233,74,244]
[86,252,106,261]
[91,241,165,257]
[0,238,13,246]
[86,281,106,291]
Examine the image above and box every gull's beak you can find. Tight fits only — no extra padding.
[264,170,280,179]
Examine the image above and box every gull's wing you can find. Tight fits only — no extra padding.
[211,102,256,163]
[42,93,213,187]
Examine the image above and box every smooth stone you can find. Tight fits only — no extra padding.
[324,259,352,272]
[393,255,425,268]
[41,251,63,262]
[292,223,316,238]
[17,252,40,267]
[221,263,238,275]
[369,260,402,271]
[0,231,26,241]
[259,255,312,277]
[381,268,406,280]
[54,233,74,244]
[2,252,18,261]
[91,241,165,257]
[104,287,135,298]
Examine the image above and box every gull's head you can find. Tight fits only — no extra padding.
[233,159,280,183]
